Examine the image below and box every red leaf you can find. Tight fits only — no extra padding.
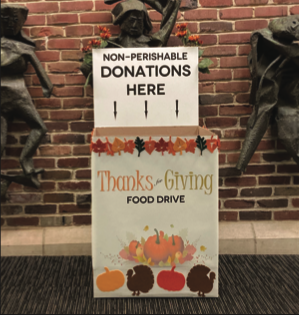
[91,139,107,156]
[168,137,176,156]
[124,139,135,154]
[185,138,197,153]
[119,249,135,261]
[144,137,156,155]
[185,244,196,255]
[155,138,168,155]
[105,138,114,156]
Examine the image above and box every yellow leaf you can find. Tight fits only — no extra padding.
[147,257,151,264]
[124,246,130,254]
[143,254,147,261]
[143,225,149,231]
[200,245,207,252]
[182,250,188,258]
[167,256,172,264]
[141,237,146,246]
[150,262,155,266]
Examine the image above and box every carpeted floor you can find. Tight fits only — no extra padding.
[1,255,299,314]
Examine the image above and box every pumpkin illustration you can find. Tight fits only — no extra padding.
[143,229,169,264]
[96,267,125,292]
[168,234,184,259]
[157,266,185,291]
[129,240,142,256]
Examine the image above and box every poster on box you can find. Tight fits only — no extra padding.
[91,126,219,297]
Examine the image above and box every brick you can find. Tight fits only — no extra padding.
[25,205,56,214]
[25,15,45,26]
[34,52,60,63]
[236,94,250,103]
[184,9,217,20]
[61,1,93,12]
[20,134,50,145]
[258,199,288,208]
[35,40,46,51]
[256,140,275,151]
[1,219,4,226]
[80,12,111,23]
[220,105,252,116]
[42,170,72,180]
[292,199,299,207]
[259,176,291,185]
[240,211,271,220]
[33,74,64,86]
[206,117,237,128]
[219,211,238,221]
[241,188,272,197]
[263,153,292,162]
[76,170,91,179]
[224,200,255,208]
[28,87,44,98]
[255,6,288,17]
[71,122,94,132]
[61,51,84,61]
[244,165,275,175]
[220,8,253,19]
[45,122,68,132]
[48,14,78,25]
[216,82,250,93]
[73,145,91,156]
[31,27,63,38]
[227,153,261,164]
[274,211,299,220]
[149,11,163,21]
[7,217,39,226]
[294,176,299,184]
[95,0,118,11]
[234,68,251,79]
[5,147,22,157]
[199,69,232,81]
[39,146,71,156]
[199,94,233,105]
[220,141,241,151]
[1,205,22,215]
[221,57,248,68]
[277,164,299,173]
[6,183,23,193]
[219,189,238,198]
[291,6,299,14]
[94,24,121,35]
[275,187,299,196]
[44,193,74,203]
[225,129,246,138]
[57,158,89,168]
[235,0,268,5]
[1,159,19,169]
[65,75,86,85]
[8,193,41,203]
[52,87,84,97]
[34,158,55,169]
[24,182,56,192]
[7,123,29,133]
[219,33,251,44]
[59,204,90,213]
[26,2,58,13]
[40,217,63,227]
[199,0,233,7]
[200,35,217,46]
[235,20,268,31]
[6,135,18,145]
[48,39,81,50]
[63,98,93,109]
[199,106,218,117]
[225,177,256,187]
[203,46,236,57]
[73,215,91,225]
[200,22,232,32]
[50,110,82,120]
[219,167,242,177]
[239,45,252,55]
[52,134,85,144]
[58,181,91,190]
[66,25,93,37]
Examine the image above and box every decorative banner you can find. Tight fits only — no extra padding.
[92,126,219,298]
[93,47,199,127]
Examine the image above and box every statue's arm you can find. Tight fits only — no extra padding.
[151,0,182,46]
[28,52,53,98]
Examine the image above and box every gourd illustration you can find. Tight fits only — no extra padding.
[126,265,154,296]
[157,266,185,291]
[143,229,169,264]
[96,267,125,292]
[186,264,216,297]
[167,234,184,259]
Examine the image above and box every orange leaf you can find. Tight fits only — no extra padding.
[185,138,197,153]
[167,137,176,156]
[173,137,187,155]
[124,139,135,154]
[105,137,114,156]
[144,137,156,155]
[206,136,219,153]
[111,137,125,155]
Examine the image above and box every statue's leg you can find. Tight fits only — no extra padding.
[15,95,47,175]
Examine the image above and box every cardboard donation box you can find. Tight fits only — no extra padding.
[91,47,219,297]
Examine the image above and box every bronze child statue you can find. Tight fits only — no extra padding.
[1,4,53,195]
[237,15,299,171]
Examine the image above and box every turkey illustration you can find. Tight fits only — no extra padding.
[186,264,216,297]
[126,265,154,296]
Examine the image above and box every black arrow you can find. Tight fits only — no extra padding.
[175,100,179,118]
[114,101,117,119]
[145,100,148,119]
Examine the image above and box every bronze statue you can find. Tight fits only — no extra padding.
[1,4,53,196]
[237,15,299,171]
[80,0,183,81]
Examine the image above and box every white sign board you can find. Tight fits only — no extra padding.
[93,47,199,127]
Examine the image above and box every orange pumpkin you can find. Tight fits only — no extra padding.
[129,240,142,256]
[96,267,125,292]
[168,234,184,259]
[143,229,169,264]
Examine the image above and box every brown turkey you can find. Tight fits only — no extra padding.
[186,264,216,297]
[126,265,154,296]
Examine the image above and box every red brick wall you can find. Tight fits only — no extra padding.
[1,0,299,227]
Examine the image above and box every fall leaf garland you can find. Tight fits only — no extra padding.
[90,136,220,157]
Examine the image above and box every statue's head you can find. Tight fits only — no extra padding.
[269,15,299,43]
[112,0,152,37]
[1,4,28,37]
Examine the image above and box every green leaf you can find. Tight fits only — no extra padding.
[141,237,146,246]
[158,261,164,267]
[196,135,207,155]
[174,257,179,264]
[198,58,213,69]
[84,72,92,87]
[100,40,108,48]
[83,53,92,66]
[198,67,210,74]
[198,50,204,58]
[163,234,169,241]
[134,137,145,157]
[170,224,174,228]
